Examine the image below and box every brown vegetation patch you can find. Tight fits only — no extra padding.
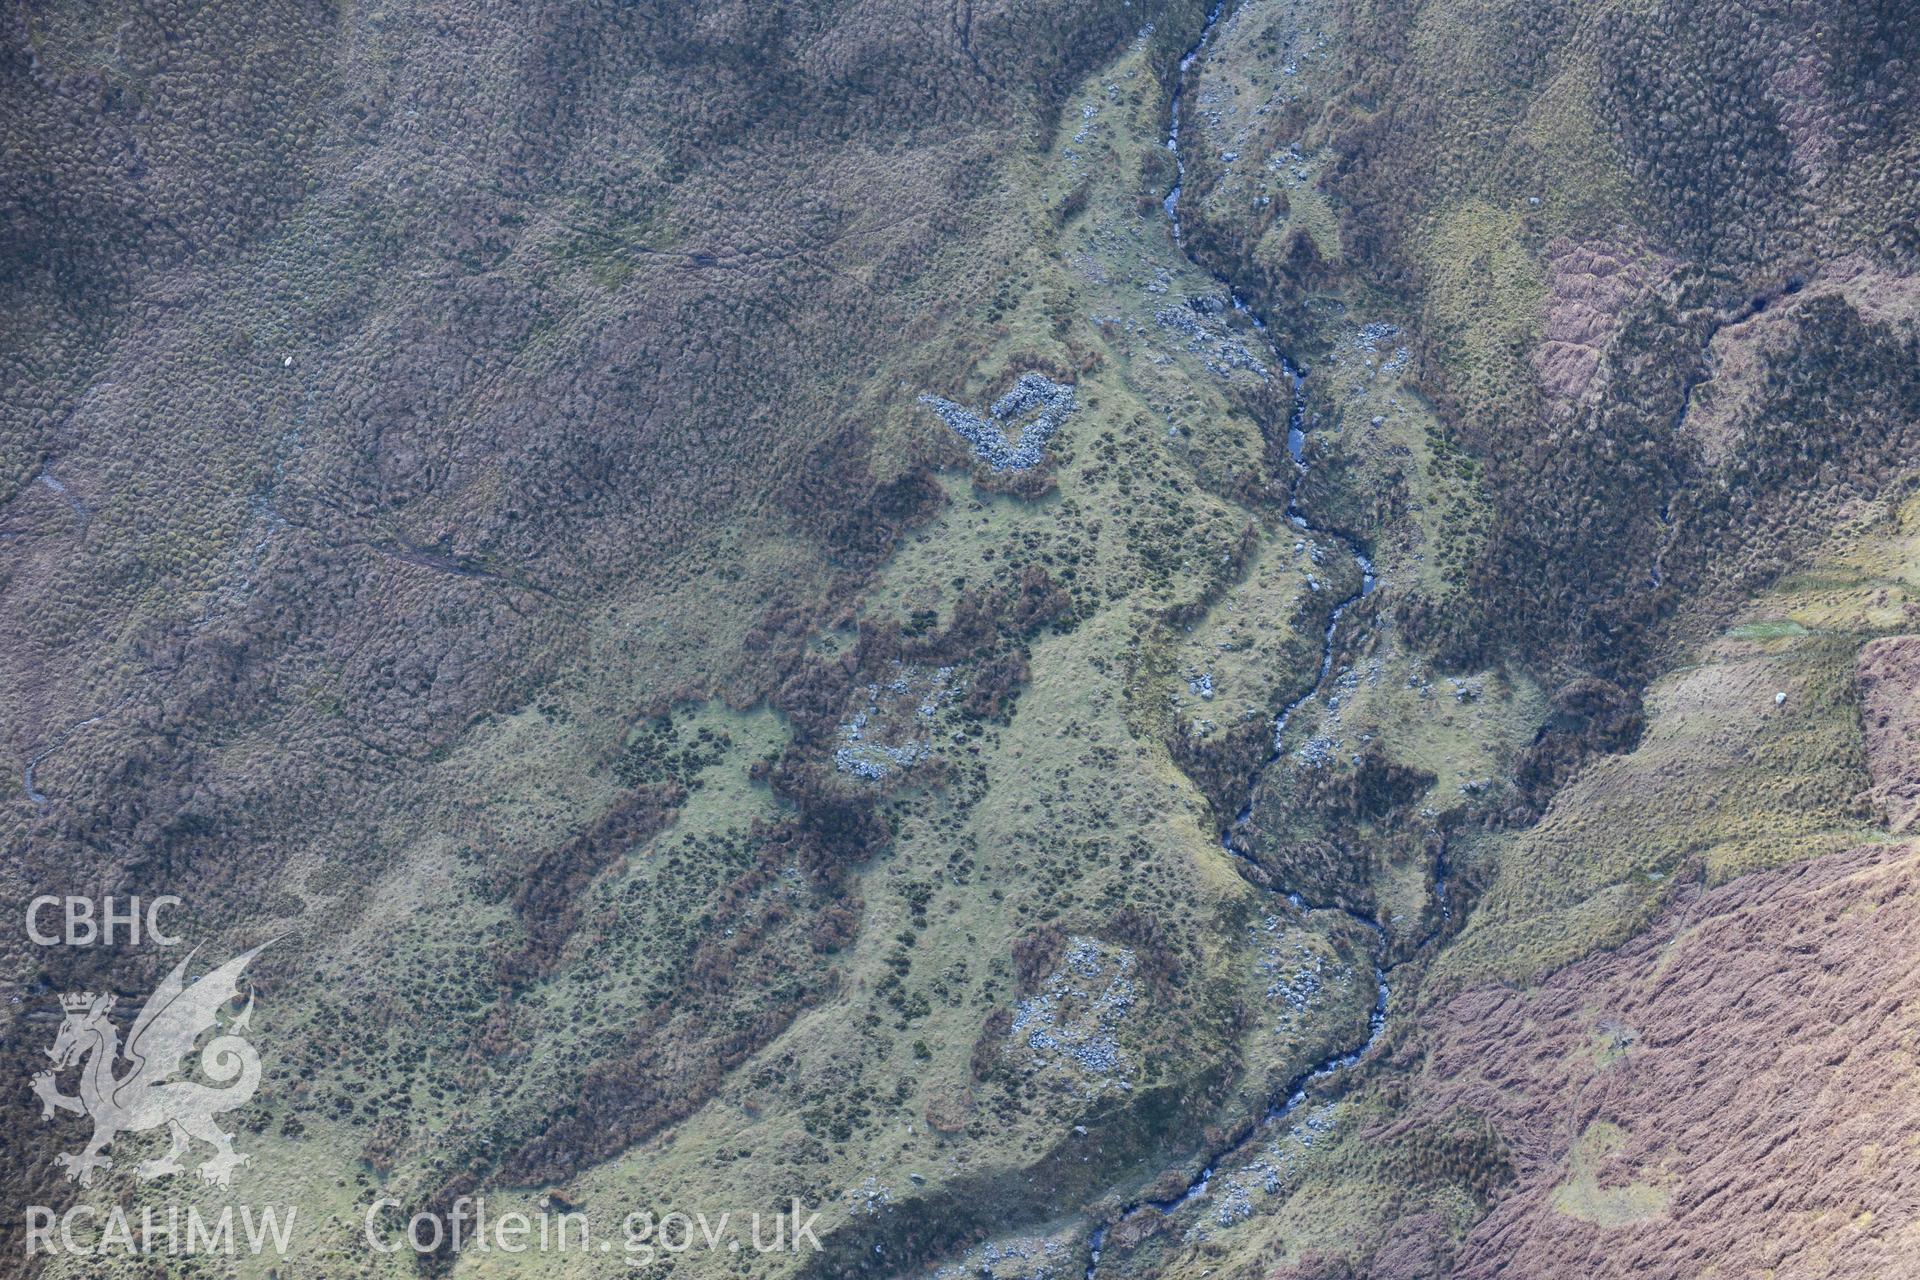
[1533,237,1671,413]
[1856,635,1920,833]
[1393,839,1920,1279]
[498,784,685,984]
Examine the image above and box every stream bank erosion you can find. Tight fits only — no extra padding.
[1085,5,1393,1274]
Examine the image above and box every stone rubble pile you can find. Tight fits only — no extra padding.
[918,372,1077,471]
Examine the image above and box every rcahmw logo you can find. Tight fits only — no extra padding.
[22,927,295,1260]
[32,943,271,1187]
[25,1203,296,1259]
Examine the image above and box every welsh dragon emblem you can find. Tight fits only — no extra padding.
[32,942,270,1188]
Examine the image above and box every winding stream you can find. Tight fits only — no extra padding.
[1086,7,1390,1273]
[1158,0,1219,242]
[23,711,110,810]
[19,467,103,807]
[37,468,90,535]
